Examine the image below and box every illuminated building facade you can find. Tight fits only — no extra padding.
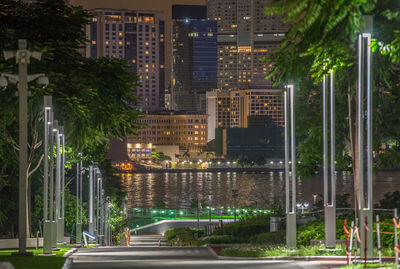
[207,0,289,89]
[206,89,283,141]
[130,111,208,152]
[171,6,217,112]
[89,9,165,111]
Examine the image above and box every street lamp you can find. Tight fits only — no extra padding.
[358,15,374,259]
[56,126,65,243]
[50,118,58,250]
[89,165,94,235]
[55,125,63,243]
[76,155,82,244]
[42,96,53,255]
[232,189,238,222]
[60,127,66,242]
[208,195,212,224]
[284,84,296,249]
[2,40,48,255]
[296,202,309,215]
[322,66,337,249]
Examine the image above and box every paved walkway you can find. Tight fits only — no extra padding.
[69,246,328,269]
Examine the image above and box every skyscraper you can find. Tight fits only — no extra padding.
[207,0,289,90]
[70,0,207,102]
[89,9,165,111]
[171,5,217,112]
[206,89,283,141]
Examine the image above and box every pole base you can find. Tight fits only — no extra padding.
[360,209,374,259]
[286,213,296,249]
[51,221,57,248]
[57,218,64,243]
[76,223,82,244]
[43,221,52,255]
[324,205,336,248]
[38,253,56,256]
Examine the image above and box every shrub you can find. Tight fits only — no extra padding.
[198,235,238,245]
[250,230,285,246]
[164,227,197,246]
[213,215,269,240]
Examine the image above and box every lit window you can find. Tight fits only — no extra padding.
[119,32,123,36]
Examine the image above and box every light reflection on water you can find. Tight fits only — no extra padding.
[122,171,400,209]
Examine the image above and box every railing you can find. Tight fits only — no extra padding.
[128,207,273,229]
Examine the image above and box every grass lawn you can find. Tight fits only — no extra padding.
[221,245,347,257]
[0,247,72,269]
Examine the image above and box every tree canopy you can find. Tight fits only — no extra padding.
[0,0,142,236]
[264,0,400,178]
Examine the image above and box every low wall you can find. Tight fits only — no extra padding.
[0,237,70,250]
[132,219,235,235]
[0,238,43,250]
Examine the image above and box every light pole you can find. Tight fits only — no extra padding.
[50,118,58,249]
[100,188,104,245]
[42,96,53,255]
[2,39,48,255]
[61,127,65,242]
[56,125,63,243]
[323,68,336,249]
[89,165,94,235]
[284,84,296,249]
[97,174,102,239]
[76,155,82,244]
[358,15,374,259]
[232,189,238,222]
[296,202,309,215]
[208,195,212,224]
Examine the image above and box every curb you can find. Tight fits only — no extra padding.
[216,255,348,261]
[63,247,78,258]
[62,248,79,269]
[61,258,72,269]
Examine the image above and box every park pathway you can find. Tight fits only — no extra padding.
[69,246,327,269]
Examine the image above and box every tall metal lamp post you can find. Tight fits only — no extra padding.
[76,155,82,244]
[284,84,296,249]
[323,68,336,248]
[50,119,58,249]
[232,189,238,222]
[1,39,48,255]
[89,165,94,235]
[358,15,374,259]
[42,96,53,255]
[56,126,64,243]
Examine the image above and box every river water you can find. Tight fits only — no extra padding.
[121,171,400,209]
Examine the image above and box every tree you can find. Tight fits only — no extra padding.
[182,151,191,160]
[151,151,171,164]
[0,0,142,236]
[264,0,400,215]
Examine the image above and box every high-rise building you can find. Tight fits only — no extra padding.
[171,5,217,112]
[207,0,289,90]
[130,111,208,152]
[71,0,207,103]
[206,89,283,141]
[89,9,165,111]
